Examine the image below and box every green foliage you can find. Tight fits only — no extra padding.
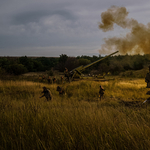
[36,57,58,70]
[0,67,6,76]
[65,57,79,71]
[98,63,109,74]
[47,70,54,76]
[59,54,68,63]
[19,56,34,72]
[58,54,69,71]
[32,60,45,72]
[19,56,59,72]
[109,60,124,75]
[120,68,149,78]
[6,64,28,75]
[78,58,91,66]
[0,58,10,67]
[1,54,150,76]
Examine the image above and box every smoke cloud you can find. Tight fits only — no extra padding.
[99,6,150,55]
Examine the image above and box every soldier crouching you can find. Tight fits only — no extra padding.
[56,86,65,95]
[40,86,52,101]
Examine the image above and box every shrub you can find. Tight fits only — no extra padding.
[6,64,28,75]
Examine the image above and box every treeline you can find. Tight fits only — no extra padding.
[0,56,59,75]
[0,54,150,75]
[58,54,150,75]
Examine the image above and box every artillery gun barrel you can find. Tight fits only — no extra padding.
[83,51,119,70]
[67,50,119,81]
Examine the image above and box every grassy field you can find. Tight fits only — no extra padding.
[1,78,150,150]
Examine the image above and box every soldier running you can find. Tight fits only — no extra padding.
[99,85,105,101]
[40,86,52,101]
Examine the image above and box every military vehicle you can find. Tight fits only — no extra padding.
[64,51,119,82]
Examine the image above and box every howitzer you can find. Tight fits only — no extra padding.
[64,51,119,81]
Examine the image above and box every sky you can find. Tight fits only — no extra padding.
[0,0,150,57]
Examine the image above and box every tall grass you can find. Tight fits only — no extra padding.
[0,78,150,150]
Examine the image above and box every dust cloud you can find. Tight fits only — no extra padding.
[98,6,150,55]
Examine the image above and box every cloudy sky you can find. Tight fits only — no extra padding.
[0,0,150,57]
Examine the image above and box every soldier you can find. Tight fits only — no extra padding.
[144,66,150,105]
[47,76,52,84]
[145,66,150,88]
[61,76,64,84]
[42,75,45,81]
[56,86,65,95]
[99,85,105,101]
[53,76,56,83]
[64,68,70,82]
[64,67,68,73]
[40,86,52,101]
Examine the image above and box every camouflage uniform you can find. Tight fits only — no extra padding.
[42,75,45,81]
[56,86,65,95]
[61,76,64,84]
[53,77,56,83]
[40,86,52,101]
[47,76,52,84]
[144,66,150,104]
[99,85,105,100]
[145,66,150,88]
[64,68,70,82]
